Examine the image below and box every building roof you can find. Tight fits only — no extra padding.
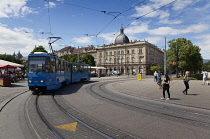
[115,26,130,44]
[56,46,73,53]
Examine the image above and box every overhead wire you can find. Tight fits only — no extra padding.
[126,0,178,28]
[45,0,53,35]
[63,2,102,13]
[96,0,148,37]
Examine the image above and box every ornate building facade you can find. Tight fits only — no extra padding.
[56,26,164,75]
[89,27,164,75]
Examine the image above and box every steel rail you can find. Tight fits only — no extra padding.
[52,95,114,139]
[35,94,65,139]
[0,90,29,112]
[88,81,210,128]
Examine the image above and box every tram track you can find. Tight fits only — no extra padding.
[35,94,65,139]
[86,81,210,130]
[0,90,29,112]
[35,91,121,138]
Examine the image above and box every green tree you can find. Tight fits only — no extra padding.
[80,54,95,66]
[30,46,48,54]
[150,65,163,72]
[0,54,22,64]
[203,60,210,72]
[60,54,95,66]
[60,54,78,63]
[167,38,203,73]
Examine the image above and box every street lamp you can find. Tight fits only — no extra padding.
[115,52,119,77]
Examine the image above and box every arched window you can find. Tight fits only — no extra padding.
[132,57,135,63]
[121,58,124,63]
[139,56,143,63]
[99,59,102,64]
[127,57,130,63]
[118,58,120,63]
[105,59,108,63]
[109,58,112,63]
[132,49,135,54]
[127,50,129,54]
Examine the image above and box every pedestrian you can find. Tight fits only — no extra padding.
[157,71,162,89]
[202,70,209,85]
[161,74,170,100]
[183,71,190,95]
[154,71,158,82]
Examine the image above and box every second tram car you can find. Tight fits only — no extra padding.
[28,52,91,92]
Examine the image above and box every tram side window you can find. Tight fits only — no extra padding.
[72,65,76,72]
[57,60,61,73]
[84,66,87,72]
[61,61,64,73]
[77,65,80,72]
[50,58,56,73]
[45,57,51,73]
[80,65,83,72]
[66,62,68,72]
[67,63,71,72]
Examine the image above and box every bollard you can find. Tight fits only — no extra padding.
[137,74,142,80]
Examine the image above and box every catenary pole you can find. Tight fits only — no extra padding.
[164,37,167,75]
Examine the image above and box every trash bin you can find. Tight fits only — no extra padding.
[137,74,142,80]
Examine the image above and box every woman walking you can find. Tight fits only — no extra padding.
[161,74,170,100]
[183,71,190,95]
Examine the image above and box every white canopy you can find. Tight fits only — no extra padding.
[91,66,106,69]
[0,59,24,67]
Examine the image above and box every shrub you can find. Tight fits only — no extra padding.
[180,74,202,80]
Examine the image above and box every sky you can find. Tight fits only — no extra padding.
[0,0,210,59]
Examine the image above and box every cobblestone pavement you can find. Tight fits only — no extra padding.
[110,76,210,110]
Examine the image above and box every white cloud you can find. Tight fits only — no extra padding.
[194,34,210,59]
[144,36,164,45]
[148,24,209,35]
[0,25,48,56]
[98,33,115,44]
[72,37,93,44]
[0,0,36,18]
[45,2,57,8]
[159,19,182,24]
[125,24,149,34]
[172,0,194,10]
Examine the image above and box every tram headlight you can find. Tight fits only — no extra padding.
[29,80,32,83]
[40,80,44,83]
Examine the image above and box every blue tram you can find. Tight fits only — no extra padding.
[28,52,91,92]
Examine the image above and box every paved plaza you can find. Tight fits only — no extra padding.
[111,76,210,110]
[1,76,210,110]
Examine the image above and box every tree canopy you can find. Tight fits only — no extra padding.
[80,54,95,66]
[60,54,95,66]
[166,38,203,73]
[150,65,163,72]
[30,46,48,54]
[0,54,22,64]
[203,60,210,72]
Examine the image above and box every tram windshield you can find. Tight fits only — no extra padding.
[28,56,47,73]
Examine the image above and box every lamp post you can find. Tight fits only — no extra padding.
[115,52,119,77]
[176,42,179,78]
